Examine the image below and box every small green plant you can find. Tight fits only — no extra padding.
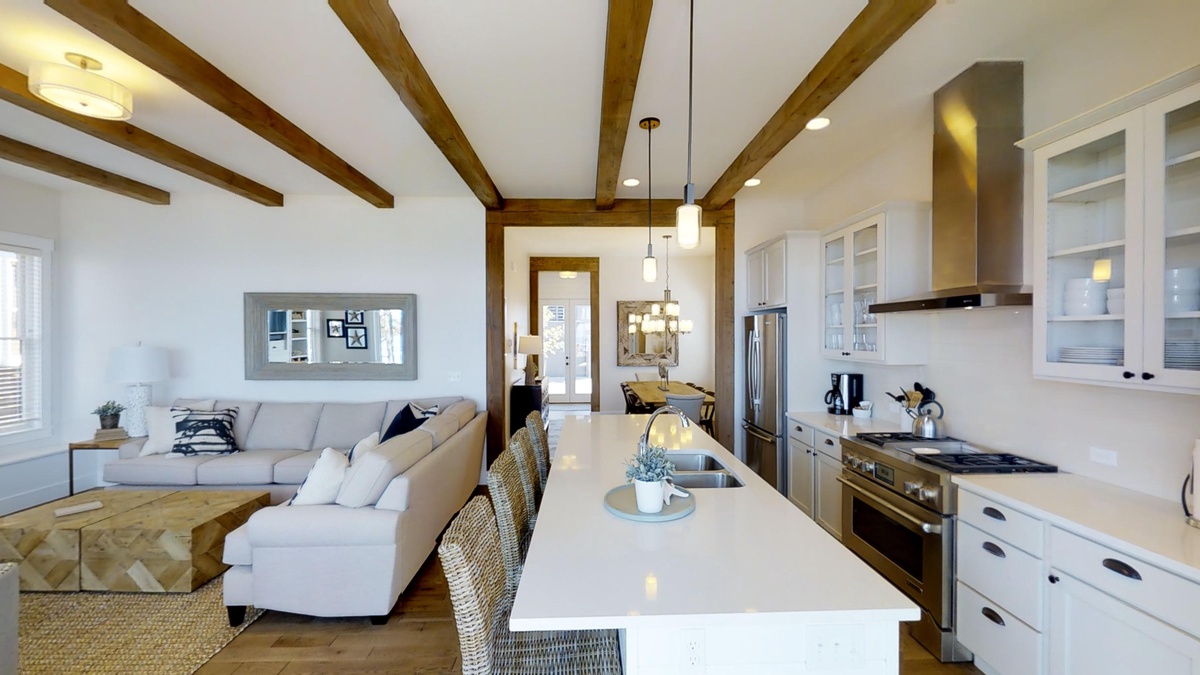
[625,442,675,483]
[92,400,125,416]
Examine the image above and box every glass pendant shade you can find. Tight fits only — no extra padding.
[28,61,132,120]
[651,304,661,316]
[676,203,702,249]
[642,255,657,282]
[679,319,694,333]
[666,302,680,317]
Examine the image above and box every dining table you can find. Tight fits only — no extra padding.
[622,380,713,407]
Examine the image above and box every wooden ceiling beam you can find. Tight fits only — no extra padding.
[329,0,503,210]
[0,62,282,206]
[702,0,935,209]
[486,198,732,228]
[594,0,653,210]
[46,0,394,208]
[0,134,169,204]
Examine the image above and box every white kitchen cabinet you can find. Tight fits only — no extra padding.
[820,202,930,364]
[814,451,842,540]
[1030,77,1200,394]
[746,238,786,310]
[1049,571,1200,675]
[786,438,814,517]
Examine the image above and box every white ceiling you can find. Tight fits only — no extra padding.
[0,0,1134,205]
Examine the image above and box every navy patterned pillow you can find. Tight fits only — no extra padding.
[170,407,239,456]
[380,403,439,442]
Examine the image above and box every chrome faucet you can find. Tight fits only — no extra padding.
[639,405,691,449]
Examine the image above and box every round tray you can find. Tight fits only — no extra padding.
[603,484,695,522]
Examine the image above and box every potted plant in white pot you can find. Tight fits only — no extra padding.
[625,442,678,514]
[92,400,125,430]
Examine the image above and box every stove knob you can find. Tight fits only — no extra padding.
[919,487,940,503]
[860,460,876,473]
[848,457,863,469]
[903,481,922,496]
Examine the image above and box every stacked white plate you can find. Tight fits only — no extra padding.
[1059,346,1124,365]
[1064,278,1108,316]
[1166,268,1200,313]
[1166,340,1200,370]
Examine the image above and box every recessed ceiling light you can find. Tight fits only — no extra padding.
[806,117,831,131]
[744,178,762,187]
[622,178,640,187]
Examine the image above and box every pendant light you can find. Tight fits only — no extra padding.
[641,117,660,283]
[676,0,701,249]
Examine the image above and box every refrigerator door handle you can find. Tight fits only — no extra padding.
[751,336,762,410]
[742,421,775,443]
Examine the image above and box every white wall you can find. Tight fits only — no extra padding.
[787,0,1200,501]
[506,228,715,412]
[0,175,65,514]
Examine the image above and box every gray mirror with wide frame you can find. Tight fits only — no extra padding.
[617,300,678,367]
[245,292,417,380]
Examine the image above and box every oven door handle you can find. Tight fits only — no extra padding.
[837,475,943,535]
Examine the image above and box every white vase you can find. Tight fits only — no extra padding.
[634,479,665,514]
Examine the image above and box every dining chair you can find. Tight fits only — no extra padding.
[439,496,622,675]
[524,410,551,482]
[699,395,715,436]
[664,393,705,424]
[509,428,542,524]
[487,449,532,600]
[622,383,652,414]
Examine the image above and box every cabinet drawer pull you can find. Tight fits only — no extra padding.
[824,438,835,446]
[981,607,1006,626]
[795,425,803,432]
[982,506,1007,521]
[1102,558,1142,580]
[982,541,1007,559]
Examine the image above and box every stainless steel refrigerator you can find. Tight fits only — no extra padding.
[743,312,787,494]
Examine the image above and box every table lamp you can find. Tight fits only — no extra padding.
[517,335,542,385]
[106,344,168,437]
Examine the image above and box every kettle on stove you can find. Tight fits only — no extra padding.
[912,400,946,439]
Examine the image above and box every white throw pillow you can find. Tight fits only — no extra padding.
[348,431,380,463]
[291,448,351,506]
[138,406,176,456]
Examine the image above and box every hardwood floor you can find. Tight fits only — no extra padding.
[201,551,981,674]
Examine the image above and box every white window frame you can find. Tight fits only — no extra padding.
[0,231,53,449]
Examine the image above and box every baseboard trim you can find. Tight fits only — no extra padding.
[0,480,67,516]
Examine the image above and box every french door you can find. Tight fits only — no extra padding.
[540,299,592,403]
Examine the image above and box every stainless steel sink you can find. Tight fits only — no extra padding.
[671,471,743,489]
[667,452,725,472]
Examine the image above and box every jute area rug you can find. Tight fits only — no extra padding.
[18,575,263,674]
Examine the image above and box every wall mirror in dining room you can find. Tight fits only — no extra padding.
[244,292,416,380]
[617,300,678,367]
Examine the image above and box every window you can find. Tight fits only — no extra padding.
[0,232,52,444]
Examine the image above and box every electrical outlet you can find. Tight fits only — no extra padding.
[1089,446,1118,467]
[680,628,705,674]
[807,624,865,670]
[447,370,462,382]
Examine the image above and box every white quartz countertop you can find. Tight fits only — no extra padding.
[786,411,903,438]
[954,473,1200,585]
[510,414,918,631]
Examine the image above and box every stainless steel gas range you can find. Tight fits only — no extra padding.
[838,432,1056,663]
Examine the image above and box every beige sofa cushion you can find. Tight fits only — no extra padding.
[244,403,324,451]
[380,397,462,436]
[442,400,477,429]
[102,455,215,485]
[335,430,433,508]
[311,402,387,450]
[420,413,461,448]
[196,449,302,485]
[214,400,262,449]
[273,451,321,484]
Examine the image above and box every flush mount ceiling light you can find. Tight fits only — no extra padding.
[806,117,831,131]
[640,116,660,283]
[558,271,578,279]
[622,178,641,187]
[744,178,762,187]
[675,0,701,250]
[28,53,133,120]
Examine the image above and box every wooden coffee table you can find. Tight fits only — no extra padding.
[0,489,268,593]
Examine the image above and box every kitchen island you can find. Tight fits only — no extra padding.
[510,414,918,674]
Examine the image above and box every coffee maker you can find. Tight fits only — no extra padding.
[825,373,864,415]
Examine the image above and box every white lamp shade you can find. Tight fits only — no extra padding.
[517,335,542,355]
[676,203,702,249]
[106,346,168,384]
[642,255,657,282]
[28,62,132,120]
[679,319,694,333]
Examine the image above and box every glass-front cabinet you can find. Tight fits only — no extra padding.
[1033,79,1200,392]
[821,202,930,365]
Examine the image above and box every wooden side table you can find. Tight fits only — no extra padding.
[68,437,142,496]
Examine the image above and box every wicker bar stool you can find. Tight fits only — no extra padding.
[439,496,622,675]
[510,428,542,517]
[525,410,551,482]
[487,449,532,599]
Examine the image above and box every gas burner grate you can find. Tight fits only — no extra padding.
[915,453,1058,474]
[856,432,958,446]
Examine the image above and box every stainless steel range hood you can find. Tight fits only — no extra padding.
[872,61,1030,314]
